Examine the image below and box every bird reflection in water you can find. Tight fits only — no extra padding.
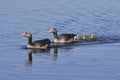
[25,47,58,65]
[26,48,50,65]
[52,46,58,61]
[25,42,76,66]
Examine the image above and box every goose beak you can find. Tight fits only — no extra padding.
[48,30,52,33]
[20,33,25,36]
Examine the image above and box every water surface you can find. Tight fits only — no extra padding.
[0,0,120,80]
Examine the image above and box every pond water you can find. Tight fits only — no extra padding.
[0,0,120,80]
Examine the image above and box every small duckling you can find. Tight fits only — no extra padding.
[89,34,98,40]
[81,33,90,40]
[81,33,98,40]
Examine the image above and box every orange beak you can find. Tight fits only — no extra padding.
[20,33,26,36]
[48,30,52,33]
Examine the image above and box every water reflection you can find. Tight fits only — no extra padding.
[27,49,51,64]
[25,48,51,65]
[52,45,58,61]
[27,49,32,64]
[25,43,76,66]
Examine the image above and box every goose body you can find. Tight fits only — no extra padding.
[21,32,51,49]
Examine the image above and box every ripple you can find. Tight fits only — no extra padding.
[0,0,120,80]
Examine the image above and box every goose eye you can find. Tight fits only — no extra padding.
[25,32,28,34]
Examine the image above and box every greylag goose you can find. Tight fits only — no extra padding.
[21,32,51,49]
[48,28,79,43]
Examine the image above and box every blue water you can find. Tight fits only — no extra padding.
[0,0,120,80]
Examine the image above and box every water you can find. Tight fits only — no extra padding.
[0,0,120,80]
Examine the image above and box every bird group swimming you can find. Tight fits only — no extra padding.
[21,28,98,49]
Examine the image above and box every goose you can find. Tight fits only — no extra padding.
[21,32,51,49]
[48,28,79,43]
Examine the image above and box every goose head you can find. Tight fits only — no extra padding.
[21,32,32,38]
